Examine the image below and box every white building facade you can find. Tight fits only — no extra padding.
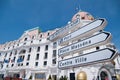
[0,11,120,80]
[0,27,58,80]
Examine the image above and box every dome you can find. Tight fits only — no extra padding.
[72,11,94,21]
[77,71,87,80]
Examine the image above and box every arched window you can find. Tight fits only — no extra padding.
[24,38,27,41]
[19,50,26,54]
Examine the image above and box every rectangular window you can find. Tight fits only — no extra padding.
[52,58,56,64]
[36,54,39,60]
[15,50,17,55]
[21,63,23,66]
[44,52,48,59]
[6,65,8,68]
[53,50,56,57]
[35,62,38,66]
[45,45,48,51]
[37,47,40,52]
[43,61,47,66]
[29,48,32,53]
[13,57,16,61]
[35,73,45,79]
[27,54,30,61]
[11,64,14,67]
[5,53,7,57]
[53,42,57,48]
[26,62,29,66]
[10,52,12,56]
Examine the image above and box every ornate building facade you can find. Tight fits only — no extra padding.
[0,11,120,80]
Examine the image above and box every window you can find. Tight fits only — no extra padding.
[11,64,14,67]
[31,41,33,43]
[24,38,27,41]
[5,53,7,57]
[96,46,100,50]
[20,55,25,61]
[40,34,42,38]
[43,61,47,66]
[52,58,56,64]
[18,64,20,66]
[47,33,50,36]
[53,42,57,48]
[13,57,16,61]
[36,54,39,60]
[24,43,26,45]
[35,73,45,79]
[35,62,38,66]
[53,50,56,57]
[10,52,12,56]
[39,39,41,42]
[21,63,23,66]
[45,45,48,51]
[32,36,34,39]
[26,62,29,66]
[29,48,32,53]
[37,47,40,52]
[44,52,48,59]
[6,65,8,68]
[81,17,85,19]
[15,50,17,55]
[27,54,30,61]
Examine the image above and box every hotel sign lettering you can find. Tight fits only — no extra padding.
[58,48,116,69]
[49,19,80,41]
[58,32,111,56]
[58,18,107,45]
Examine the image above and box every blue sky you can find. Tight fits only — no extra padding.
[0,0,120,50]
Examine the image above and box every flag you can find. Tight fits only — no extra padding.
[4,59,9,63]
[17,58,23,63]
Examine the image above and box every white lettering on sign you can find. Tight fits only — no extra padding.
[58,32,111,56]
[58,48,116,69]
[58,18,106,45]
[49,19,80,41]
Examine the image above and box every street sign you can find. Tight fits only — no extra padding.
[58,18,107,45]
[58,48,116,69]
[58,31,111,57]
[49,19,80,41]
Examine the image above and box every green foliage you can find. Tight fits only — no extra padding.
[59,75,67,80]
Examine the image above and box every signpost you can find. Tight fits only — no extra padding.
[58,18,107,45]
[49,19,80,41]
[58,32,111,57]
[58,48,116,69]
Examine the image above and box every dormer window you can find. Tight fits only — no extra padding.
[81,17,85,19]
[47,33,50,36]
[76,14,80,19]
[40,34,42,38]
[32,36,34,39]
[24,38,27,41]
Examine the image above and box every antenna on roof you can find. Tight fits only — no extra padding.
[75,1,82,12]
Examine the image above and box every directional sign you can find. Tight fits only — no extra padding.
[49,19,80,41]
[58,31,111,57]
[58,18,107,45]
[58,48,116,69]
